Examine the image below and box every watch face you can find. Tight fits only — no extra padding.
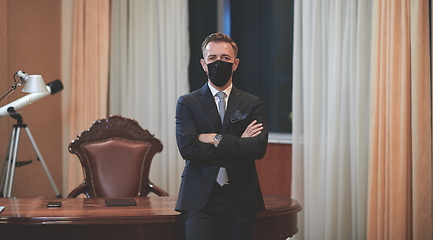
[214,134,222,141]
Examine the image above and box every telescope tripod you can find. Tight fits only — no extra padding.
[0,108,62,198]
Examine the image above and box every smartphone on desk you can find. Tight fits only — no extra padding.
[47,201,62,207]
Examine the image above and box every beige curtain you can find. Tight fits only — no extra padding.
[292,1,373,239]
[367,1,432,240]
[65,0,110,195]
[109,0,189,196]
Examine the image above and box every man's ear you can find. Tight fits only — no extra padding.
[200,59,207,73]
[232,58,240,72]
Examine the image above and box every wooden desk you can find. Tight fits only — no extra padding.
[0,195,301,240]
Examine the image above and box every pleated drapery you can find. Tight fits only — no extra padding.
[292,1,432,239]
[109,0,189,195]
[367,1,432,239]
[66,0,110,195]
[292,1,373,239]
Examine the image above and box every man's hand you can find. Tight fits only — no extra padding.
[241,120,263,138]
[198,133,216,144]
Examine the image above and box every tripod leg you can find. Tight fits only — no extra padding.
[24,127,62,198]
[3,127,20,197]
[0,132,12,196]
[0,127,17,197]
[0,157,6,196]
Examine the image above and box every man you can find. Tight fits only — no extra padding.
[175,33,269,240]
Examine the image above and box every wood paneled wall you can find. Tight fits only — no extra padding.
[0,0,62,197]
[256,143,292,198]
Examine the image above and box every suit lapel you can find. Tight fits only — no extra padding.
[198,84,222,130]
[222,86,242,133]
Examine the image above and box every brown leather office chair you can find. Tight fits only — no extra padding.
[67,115,169,198]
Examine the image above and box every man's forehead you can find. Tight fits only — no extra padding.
[203,42,235,56]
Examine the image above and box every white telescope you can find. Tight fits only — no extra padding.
[0,79,63,118]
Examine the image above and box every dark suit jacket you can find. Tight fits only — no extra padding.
[175,83,269,215]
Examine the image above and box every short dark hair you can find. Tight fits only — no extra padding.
[201,33,238,58]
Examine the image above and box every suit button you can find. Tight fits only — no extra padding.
[213,169,218,173]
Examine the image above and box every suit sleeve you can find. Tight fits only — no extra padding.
[175,95,219,163]
[216,97,269,162]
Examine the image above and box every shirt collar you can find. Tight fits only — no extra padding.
[208,82,233,98]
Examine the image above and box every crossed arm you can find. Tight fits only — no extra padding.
[198,120,264,147]
[176,93,268,162]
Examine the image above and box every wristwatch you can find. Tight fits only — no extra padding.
[214,134,222,147]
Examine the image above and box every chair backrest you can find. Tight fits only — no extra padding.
[69,115,165,198]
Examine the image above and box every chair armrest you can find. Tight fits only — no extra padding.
[67,183,90,198]
[147,182,169,196]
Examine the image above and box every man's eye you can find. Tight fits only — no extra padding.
[222,56,231,60]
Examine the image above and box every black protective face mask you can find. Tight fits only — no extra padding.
[207,60,233,87]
